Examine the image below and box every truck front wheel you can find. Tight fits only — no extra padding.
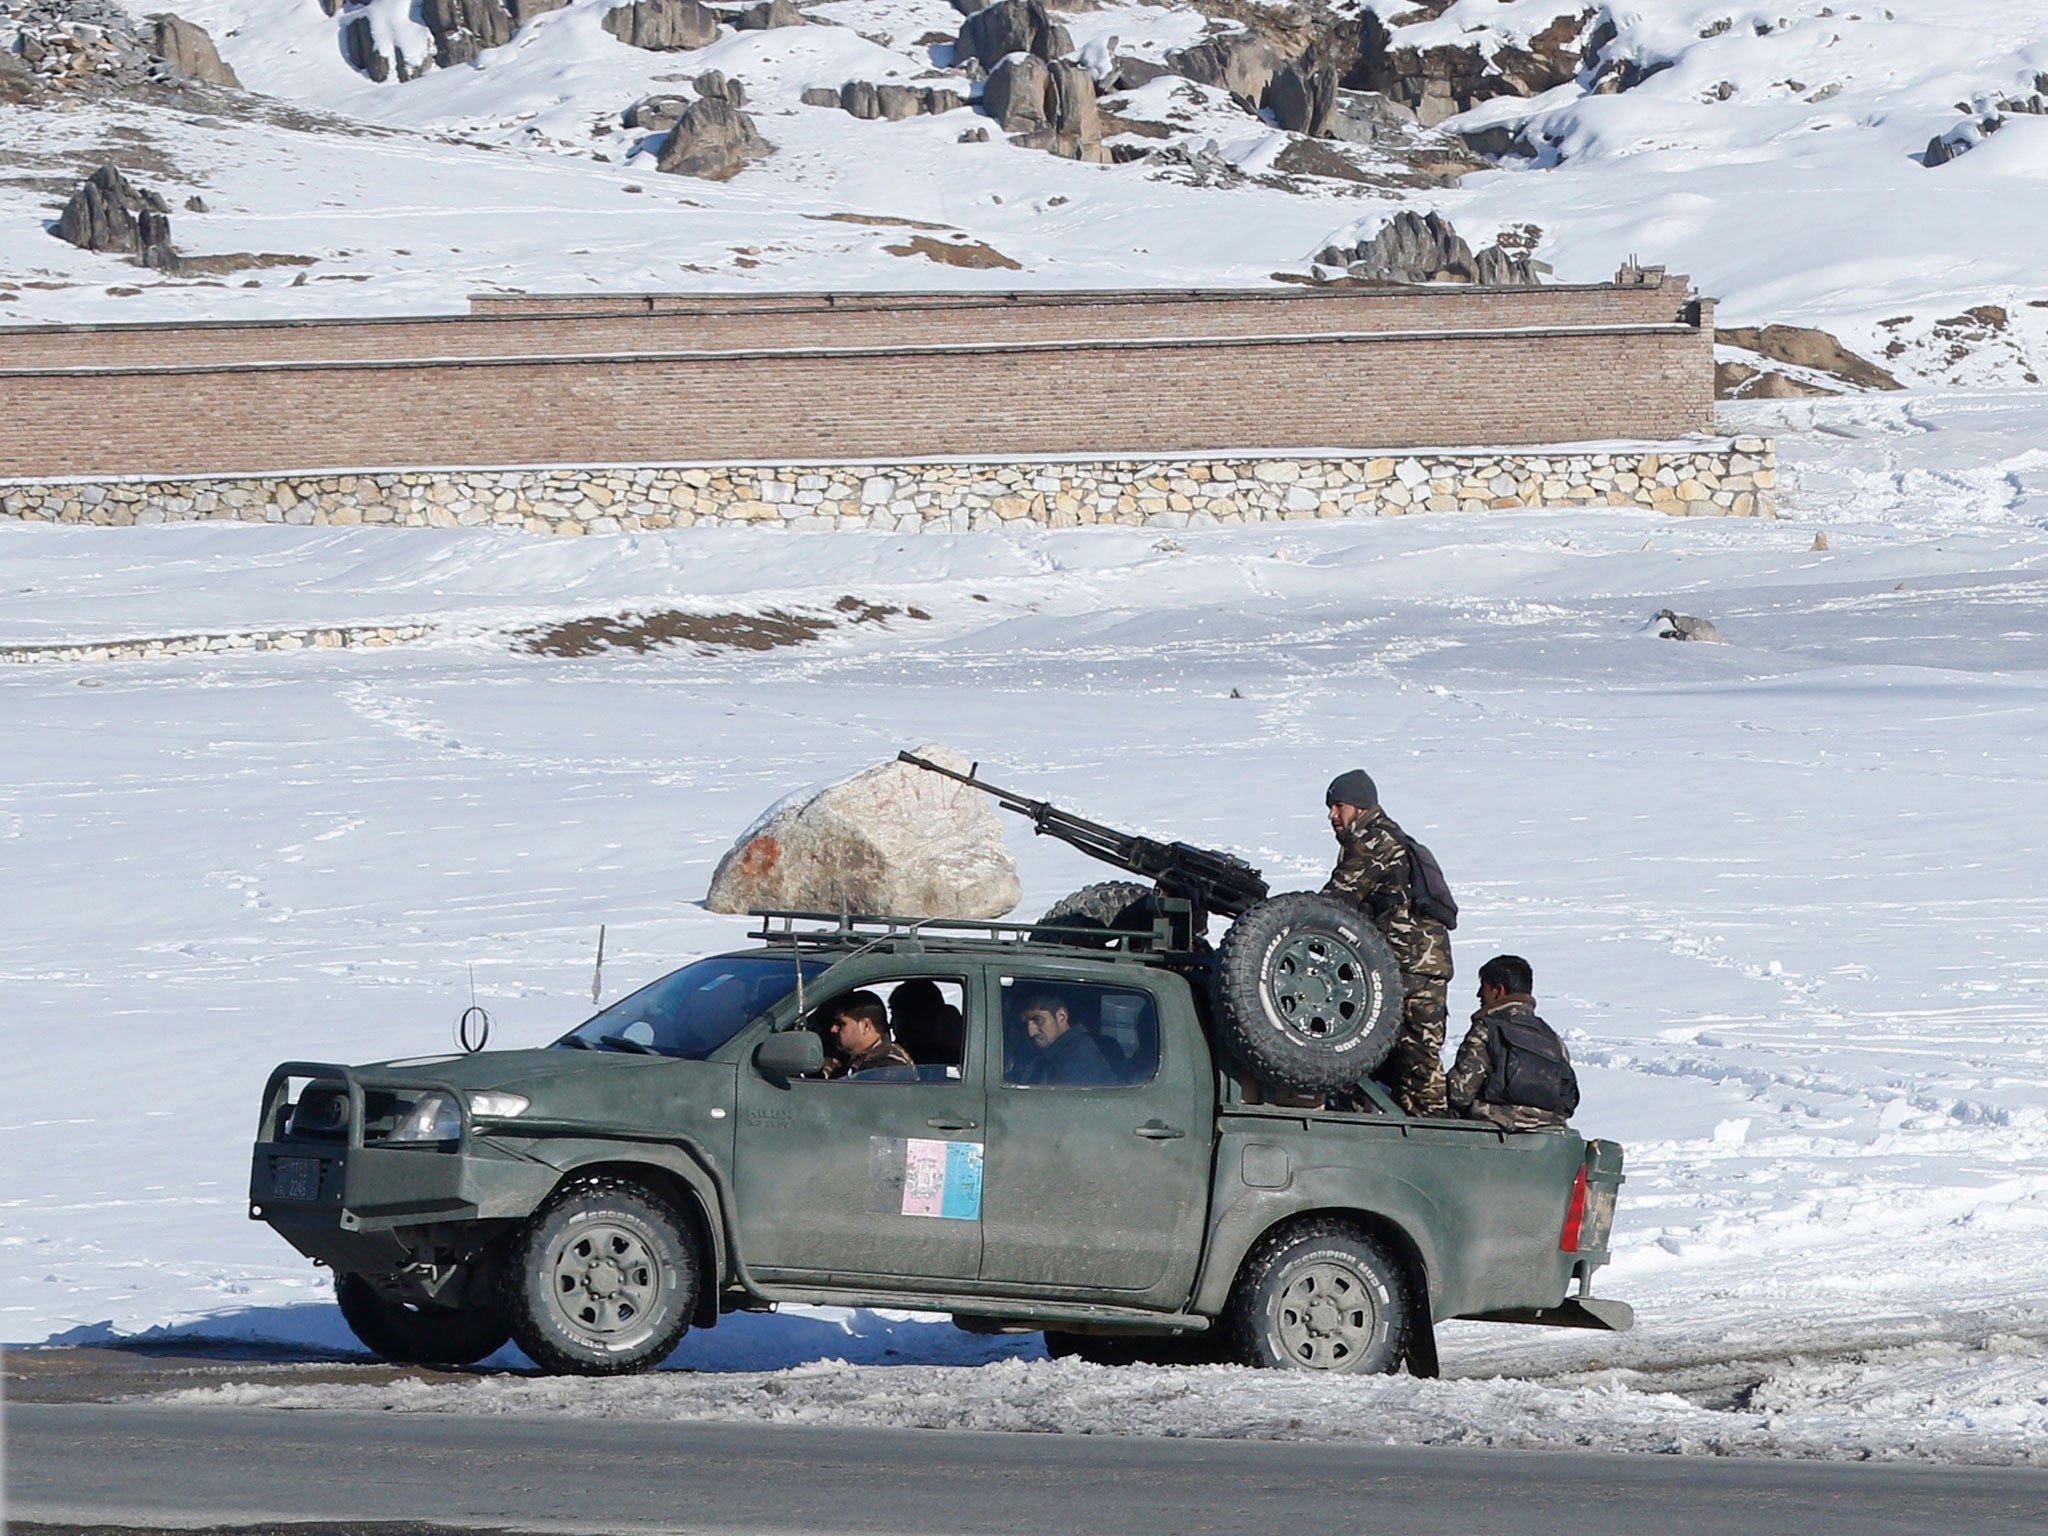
[504,1177,699,1375]
[334,1272,510,1367]
[1227,1220,1410,1373]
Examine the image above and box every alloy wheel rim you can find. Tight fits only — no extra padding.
[1270,933,1368,1042]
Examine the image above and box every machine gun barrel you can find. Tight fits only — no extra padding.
[897,752,1269,920]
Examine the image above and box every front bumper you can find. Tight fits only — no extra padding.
[248,1061,556,1271]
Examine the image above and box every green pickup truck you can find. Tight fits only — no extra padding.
[250,907,1629,1376]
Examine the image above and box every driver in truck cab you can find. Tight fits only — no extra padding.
[821,991,916,1079]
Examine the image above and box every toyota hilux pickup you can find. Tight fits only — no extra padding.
[250,907,1629,1375]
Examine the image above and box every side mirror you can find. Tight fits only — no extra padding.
[754,1031,824,1081]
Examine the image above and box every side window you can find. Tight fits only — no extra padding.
[1000,977,1159,1088]
[800,978,969,1083]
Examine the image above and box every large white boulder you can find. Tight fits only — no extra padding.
[705,745,1022,919]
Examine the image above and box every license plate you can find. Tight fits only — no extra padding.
[272,1157,320,1201]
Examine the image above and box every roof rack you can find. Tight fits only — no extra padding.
[745,908,1171,958]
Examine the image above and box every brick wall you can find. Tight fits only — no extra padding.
[1,316,1713,478]
[0,280,1699,372]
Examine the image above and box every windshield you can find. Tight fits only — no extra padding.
[554,955,829,1059]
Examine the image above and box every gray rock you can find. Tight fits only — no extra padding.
[982,52,1051,133]
[53,164,178,270]
[149,15,240,87]
[923,87,964,114]
[602,0,720,52]
[1473,244,1538,286]
[705,743,1022,920]
[341,13,389,83]
[695,68,743,105]
[800,86,841,108]
[657,97,771,179]
[624,94,689,131]
[1266,60,1336,136]
[1168,29,1285,106]
[875,82,923,120]
[959,125,989,142]
[957,0,1069,70]
[731,0,803,29]
[419,0,514,67]
[1110,55,1169,91]
[840,80,880,119]
[1337,211,1479,284]
[508,0,568,21]
[1655,609,1725,643]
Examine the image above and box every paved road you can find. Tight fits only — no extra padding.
[8,1403,2045,1536]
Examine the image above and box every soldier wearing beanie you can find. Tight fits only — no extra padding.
[1321,769,1454,1118]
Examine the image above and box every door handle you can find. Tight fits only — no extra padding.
[1135,1121,1185,1140]
[926,1116,978,1131]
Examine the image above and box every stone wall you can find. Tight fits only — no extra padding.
[1,622,434,665]
[0,441,1776,532]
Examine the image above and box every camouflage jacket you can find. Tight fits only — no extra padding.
[1446,999,1571,1131]
[826,1040,917,1078]
[1322,806,1452,979]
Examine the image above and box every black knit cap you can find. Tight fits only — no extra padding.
[1325,769,1378,809]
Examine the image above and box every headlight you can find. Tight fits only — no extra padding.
[468,1092,529,1120]
[387,1091,463,1144]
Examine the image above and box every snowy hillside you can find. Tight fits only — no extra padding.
[5,1,2048,386]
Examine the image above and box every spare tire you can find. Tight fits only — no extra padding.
[1031,880,1157,945]
[1215,892,1403,1092]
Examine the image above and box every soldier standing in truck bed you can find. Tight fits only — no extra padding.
[1320,769,1456,1118]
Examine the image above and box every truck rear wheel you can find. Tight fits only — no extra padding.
[504,1177,698,1376]
[1215,893,1402,1092]
[334,1272,510,1368]
[1227,1219,1410,1373]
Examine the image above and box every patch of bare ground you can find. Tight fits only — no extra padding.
[516,597,930,658]
[177,252,319,275]
[883,234,1023,270]
[806,211,956,231]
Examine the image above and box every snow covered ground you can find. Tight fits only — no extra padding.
[6,1,2048,380]
[3,386,2044,1463]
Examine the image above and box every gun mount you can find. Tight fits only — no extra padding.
[898,751,1269,947]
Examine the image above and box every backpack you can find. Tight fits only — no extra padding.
[1483,1011,1579,1116]
[1397,831,1459,931]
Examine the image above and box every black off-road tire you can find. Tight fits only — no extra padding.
[334,1272,510,1368]
[1214,892,1403,1092]
[1043,1329,1229,1367]
[1226,1219,1410,1374]
[1033,881,1157,945]
[503,1177,699,1376]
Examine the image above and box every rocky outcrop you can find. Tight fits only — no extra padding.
[657,96,770,179]
[1316,212,1538,286]
[1351,6,1596,126]
[148,15,239,87]
[1266,60,1335,135]
[52,162,178,269]
[704,743,1022,920]
[419,0,512,67]
[624,94,688,130]
[694,68,743,105]
[956,0,1069,71]
[1168,28,1286,106]
[820,81,962,119]
[983,52,1106,160]
[602,0,719,52]
[731,0,803,29]
[341,11,427,83]
[1716,325,1902,392]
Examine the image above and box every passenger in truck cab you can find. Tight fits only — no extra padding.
[1011,988,1115,1086]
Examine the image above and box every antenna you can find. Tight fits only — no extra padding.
[590,924,606,1006]
[457,964,492,1053]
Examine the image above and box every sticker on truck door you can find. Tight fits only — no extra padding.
[866,1136,983,1220]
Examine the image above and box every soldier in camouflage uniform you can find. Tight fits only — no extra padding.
[1446,955,1575,1131]
[1320,769,1452,1118]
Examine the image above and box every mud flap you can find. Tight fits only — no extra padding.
[1465,1296,1635,1332]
